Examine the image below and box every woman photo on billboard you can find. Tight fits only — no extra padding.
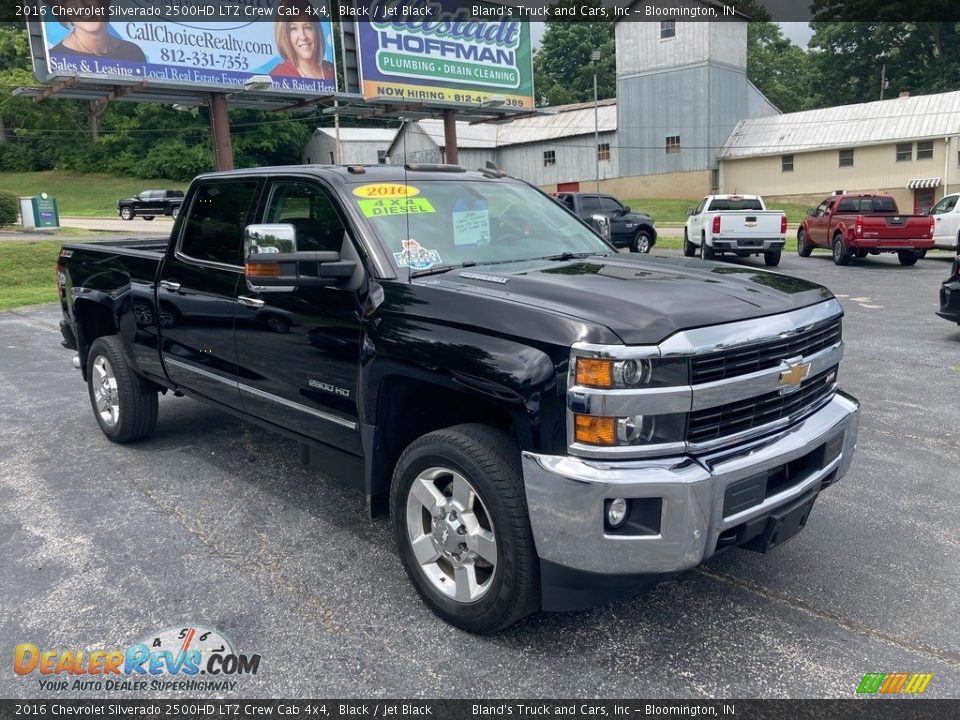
[48,0,145,62]
[271,0,335,81]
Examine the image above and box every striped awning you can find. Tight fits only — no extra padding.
[906,177,941,189]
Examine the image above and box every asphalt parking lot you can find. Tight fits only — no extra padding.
[1,248,958,699]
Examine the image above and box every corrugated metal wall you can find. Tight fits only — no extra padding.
[499,132,618,186]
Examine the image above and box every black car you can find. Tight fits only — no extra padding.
[937,254,960,324]
[117,189,184,221]
[553,192,657,253]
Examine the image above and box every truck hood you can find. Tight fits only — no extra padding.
[410,254,834,345]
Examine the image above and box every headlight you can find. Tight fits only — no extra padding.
[574,356,688,389]
[574,412,687,447]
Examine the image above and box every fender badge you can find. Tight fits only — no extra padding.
[778,358,811,393]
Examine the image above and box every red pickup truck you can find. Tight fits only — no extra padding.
[797,193,935,266]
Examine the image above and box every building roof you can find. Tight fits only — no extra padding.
[719,90,960,160]
[314,127,397,144]
[389,98,618,155]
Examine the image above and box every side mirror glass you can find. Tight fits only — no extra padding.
[244,223,297,261]
[686,208,695,216]
[620,206,631,215]
[805,208,815,216]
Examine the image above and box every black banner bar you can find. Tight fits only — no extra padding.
[0,700,957,720]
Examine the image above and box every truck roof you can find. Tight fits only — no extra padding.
[193,164,513,186]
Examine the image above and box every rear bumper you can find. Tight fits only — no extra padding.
[711,238,785,251]
[849,238,934,250]
[938,278,960,323]
[522,390,859,605]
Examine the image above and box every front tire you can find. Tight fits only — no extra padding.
[86,336,158,443]
[764,249,782,267]
[632,229,652,254]
[797,228,813,257]
[171,206,180,220]
[832,234,851,266]
[683,230,696,257]
[119,206,134,221]
[391,424,539,633]
[897,250,920,266]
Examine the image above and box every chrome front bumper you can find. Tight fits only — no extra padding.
[521,390,859,575]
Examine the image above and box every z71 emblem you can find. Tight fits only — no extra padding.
[778,358,811,393]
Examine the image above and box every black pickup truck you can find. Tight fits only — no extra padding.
[58,165,860,633]
[553,192,657,253]
[117,189,184,221]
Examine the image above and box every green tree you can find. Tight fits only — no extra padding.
[532,2,615,106]
[747,22,815,112]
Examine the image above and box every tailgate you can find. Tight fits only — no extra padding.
[861,216,933,242]
[717,211,783,237]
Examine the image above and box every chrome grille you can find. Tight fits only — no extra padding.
[690,317,842,384]
[688,370,837,444]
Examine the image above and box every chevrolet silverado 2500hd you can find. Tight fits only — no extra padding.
[57,165,860,633]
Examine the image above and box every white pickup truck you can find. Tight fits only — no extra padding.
[683,194,787,267]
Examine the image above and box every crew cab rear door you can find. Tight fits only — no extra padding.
[157,178,263,408]
[234,177,363,455]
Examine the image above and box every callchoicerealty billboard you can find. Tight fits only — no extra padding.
[38,0,337,95]
[355,0,534,110]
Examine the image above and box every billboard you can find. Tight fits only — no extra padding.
[37,0,337,95]
[354,0,534,110]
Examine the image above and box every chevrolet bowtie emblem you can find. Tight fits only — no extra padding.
[778,359,811,393]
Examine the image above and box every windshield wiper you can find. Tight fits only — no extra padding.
[409,262,476,278]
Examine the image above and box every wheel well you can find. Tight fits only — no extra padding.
[372,376,518,508]
[74,299,117,379]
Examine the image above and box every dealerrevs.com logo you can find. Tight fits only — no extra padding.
[14,625,261,693]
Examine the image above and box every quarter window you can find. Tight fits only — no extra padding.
[180,180,260,266]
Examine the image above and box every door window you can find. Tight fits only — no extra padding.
[580,196,601,212]
[929,196,957,215]
[264,180,346,253]
[599,196,623,213]
[180,180,260,266]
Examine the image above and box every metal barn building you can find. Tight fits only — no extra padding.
[301,127,396,166]
[719,90,960,214]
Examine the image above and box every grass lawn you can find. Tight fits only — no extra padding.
[624,198,814,225]
[0,240,62,309]
[0,171,187,217]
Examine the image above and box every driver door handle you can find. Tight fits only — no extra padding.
[159,280,181,292]
[237,296,265,309]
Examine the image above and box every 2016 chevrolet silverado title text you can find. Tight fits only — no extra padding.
[57,165,860,633]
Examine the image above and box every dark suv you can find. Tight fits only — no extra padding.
[117,189,184,221]
[553,192,657,253]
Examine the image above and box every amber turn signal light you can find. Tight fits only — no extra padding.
[246,262,281,277]
[575,357,613,388]
[574,414,616,445]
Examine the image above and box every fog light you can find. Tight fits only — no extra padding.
[606,498,629,528]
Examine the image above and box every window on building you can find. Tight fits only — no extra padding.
[543,150,556,167]
[660,21,675,39]
[838,149,854,167]
[895,143,912,162]
[917,140,934,160]
[665,135,681,154]
[781,155,794,172]
[377,150,387,164]
[598,143,611,161]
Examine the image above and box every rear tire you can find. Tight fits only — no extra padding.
[142,216,155,221]
[86,336,158,443]
[897,250,920,266]
[832,234,851,266]
[391,424,539,634]
[171,206,180,220]
[764,250,782,267]
[683,230,696,257]
[855,249,869,258]
[701,234,716,261]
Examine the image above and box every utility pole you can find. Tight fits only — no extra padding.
[880,64,887,100]
[591,48,601,195]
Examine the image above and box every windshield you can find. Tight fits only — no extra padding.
[350,179,612,273]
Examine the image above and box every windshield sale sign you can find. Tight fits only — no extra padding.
[355,0,534,110]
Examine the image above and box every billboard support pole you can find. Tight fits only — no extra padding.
[443,109,458,165]
[209,92,234,171]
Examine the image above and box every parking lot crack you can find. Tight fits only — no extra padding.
[697,566,960,669]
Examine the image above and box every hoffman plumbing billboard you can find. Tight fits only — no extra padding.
[36,0,337,95]
[354,0,534,110]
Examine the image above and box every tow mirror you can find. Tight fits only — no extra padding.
[243,224,355,288]
[620,206,631,214]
